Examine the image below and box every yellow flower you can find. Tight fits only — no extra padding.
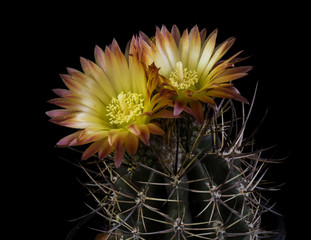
[137,25,252,123]
[47,39,170,167]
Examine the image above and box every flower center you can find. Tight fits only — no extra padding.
[169,61,199,90]
[106,91,144,126]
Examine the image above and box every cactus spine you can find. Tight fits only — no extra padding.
[81,98,282,240]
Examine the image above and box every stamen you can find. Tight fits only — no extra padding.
[169,61,199,90]
[106,91,144,126]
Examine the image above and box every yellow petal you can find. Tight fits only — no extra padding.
[179,29,190,67]
[171,25,181,44]
[78,128,109,144]
[197,29,218,77]
[80,57,116,99]
[154,28,174,77]
[128,53,147,97]
[110,40,132,92]
[162,25,179,69]
[61,71,111,106]
[99,46,123,94]
[187,25,201,70]
[200,37,236,83]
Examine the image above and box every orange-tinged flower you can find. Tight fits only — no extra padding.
[47,39,171,167]
[136,25,252,123]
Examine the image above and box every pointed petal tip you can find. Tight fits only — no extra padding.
[114,145,125,168]
[147,123,165,136]
[66,67,79,75]
[246,66,254,72]
[81,154,88,161]
[51,88,71,97]
[173,100,186,116]
[173,107,182,116]
[45,110,53,118]
[128,124,140,136]
[80,56,87,62]
[94,45,101,54]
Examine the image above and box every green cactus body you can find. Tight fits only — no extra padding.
[82,101,281,240]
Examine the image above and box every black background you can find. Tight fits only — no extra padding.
[4,2,309,239]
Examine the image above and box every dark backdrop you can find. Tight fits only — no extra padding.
[5,2,308,239]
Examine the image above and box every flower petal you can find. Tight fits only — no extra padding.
[173,100,187,116]
[46,109,71,118]
[150,110,178,119]
[154,28,174,76]
[147,123,165,135]
[78,128,109,144]
[129,52,147,97]
[52,88,71,97]
[108,130,118,146]
[65,69,112,105]
[81,140,105,160]
[137,124,150,146]
[56,131,83,147]
[207,86,248,103]
[201,37,236,82]
[171,25,181,45]
[98,139,114,160]
[81,57,117,99]
[197,95,216,106]
[114,136,126,168]
[212,72,249,84]
[124,133,139,155]
[162,25,179,68]
[187,25,201,70]
[128,123,140,136]
[197,29,218,77]
[179,29,190,67]
[189,101,204,124]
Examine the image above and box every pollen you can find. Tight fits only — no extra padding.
[106,91,144,125]
[169,61,199,90]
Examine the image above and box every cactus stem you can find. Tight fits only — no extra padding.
[181,118,210,169]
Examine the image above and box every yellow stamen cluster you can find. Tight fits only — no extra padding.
[169,61,199,90]
[106,91,144,126]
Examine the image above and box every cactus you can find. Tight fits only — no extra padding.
[47,25,285,240]
[79,97,283,240]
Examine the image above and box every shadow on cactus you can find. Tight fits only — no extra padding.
[47,25,286,240]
